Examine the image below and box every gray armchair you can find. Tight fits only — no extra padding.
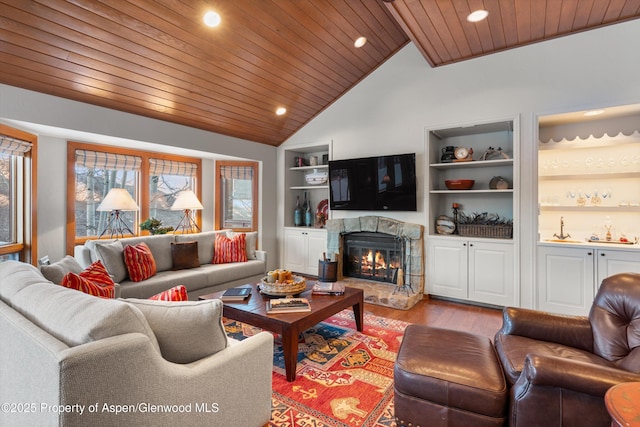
[0,261,273,427]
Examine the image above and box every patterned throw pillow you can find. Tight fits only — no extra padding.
[61,260,115,299]
[123,242,157,282]
[212,233,247,264]
[148,285,188,302]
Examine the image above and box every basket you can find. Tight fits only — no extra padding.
[457,224,512,239]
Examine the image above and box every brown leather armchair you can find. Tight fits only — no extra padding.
[495,273,640,426]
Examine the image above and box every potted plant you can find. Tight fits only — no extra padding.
[140,218,174,235]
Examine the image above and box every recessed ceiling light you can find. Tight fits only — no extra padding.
[276,107,287,116]
[467,10,489,23]
[584,109,605,117]
[354,36,367,48]
[203,11,221,27]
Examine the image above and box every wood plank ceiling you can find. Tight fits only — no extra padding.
[0,1,638,147]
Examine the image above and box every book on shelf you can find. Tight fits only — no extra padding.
[311,281,345,296]
[266,298,311,314]
[220,286,252,301]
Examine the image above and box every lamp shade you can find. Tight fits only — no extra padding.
[171,190,203,211]
[97,188,139,211]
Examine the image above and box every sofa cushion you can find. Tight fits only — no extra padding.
[149,285,188,301]
[175,230,223,265]
[92,240,127,283]
[213,233,247,264]
[171,241,200,270]
[39,255,84,285]
[125,298,228,364]
[124,243,157,282]
[0,262,50,302]
[10,282,160,352]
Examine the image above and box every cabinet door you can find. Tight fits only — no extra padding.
[428,239,468,299]
[537,246,594,315]
[283,229,306,273]
[468,241,515,306]
[305,230,327,275]
[596,249,640,290]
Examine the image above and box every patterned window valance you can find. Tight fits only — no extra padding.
[0,136,32,156]
[221,165,254,180]
[149,158,198,177]
[75,149,142,171]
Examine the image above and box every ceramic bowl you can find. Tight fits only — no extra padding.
[445,179,475,190]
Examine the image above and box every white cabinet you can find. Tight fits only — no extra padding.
[538,244,640,315]
[428,237,515,306]
[283,228,327,276]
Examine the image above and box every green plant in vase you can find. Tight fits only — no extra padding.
[140,218,174,235]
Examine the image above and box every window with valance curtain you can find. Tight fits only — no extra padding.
[74,149,142,237]
[0,129,36,263]
[149,158,198,229]
[216,162,258,231]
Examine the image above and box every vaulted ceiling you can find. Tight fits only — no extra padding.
[1,1,639,147]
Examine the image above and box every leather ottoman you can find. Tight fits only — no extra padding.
[394,325,507,427]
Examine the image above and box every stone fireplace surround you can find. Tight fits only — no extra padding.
[326,216,424,310]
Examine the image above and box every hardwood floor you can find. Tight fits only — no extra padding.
[363,295,504,340]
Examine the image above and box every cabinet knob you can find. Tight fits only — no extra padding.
[469,243,474,247]
[463,243,467,246]
[587,252,592,256]
[600,252,605,256]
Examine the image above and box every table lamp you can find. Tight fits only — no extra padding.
[171,190,203,233]
[97,188,139,239]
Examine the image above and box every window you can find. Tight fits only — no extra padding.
[73,149,141,238]
[149,158,198,229]
[0,125,37,263]
[67,142,202,253]
[215,161,258,231]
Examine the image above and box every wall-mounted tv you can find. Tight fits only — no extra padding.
[329,153,417,211]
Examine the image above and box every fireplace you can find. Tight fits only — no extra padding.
[343,232,404,283]
[325,216,425,310]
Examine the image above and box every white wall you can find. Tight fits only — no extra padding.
[0,85,278,269]
[281,19,640,308]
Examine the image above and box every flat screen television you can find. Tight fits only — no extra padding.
[328,153,417,211]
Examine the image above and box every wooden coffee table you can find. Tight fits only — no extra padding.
[200,283,364,382]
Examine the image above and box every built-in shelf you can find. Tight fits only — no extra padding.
[539,205,640,212]
[429,159,513,169]
[290,185,329,190]
[539,172,638,180]
[430,189,514,194]
[289,164,328,171]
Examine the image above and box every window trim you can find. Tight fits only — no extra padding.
[66,141,202,254]
[215,160,258,232]
[0,124,37,264]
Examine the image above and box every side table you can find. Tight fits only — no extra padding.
[605,382,640,427]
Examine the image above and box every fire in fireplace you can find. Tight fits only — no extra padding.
[343,232,404,283]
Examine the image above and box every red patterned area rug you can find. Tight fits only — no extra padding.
[223,310,409,427]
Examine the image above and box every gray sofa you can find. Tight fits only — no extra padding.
[73,230,266,299]
[0,260,273,427]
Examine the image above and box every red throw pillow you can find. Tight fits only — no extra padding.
[61,261,116,299]
[212,233,247,264]
[123,242,157,282]
[80,260,115,286]
[148,285,188,302]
